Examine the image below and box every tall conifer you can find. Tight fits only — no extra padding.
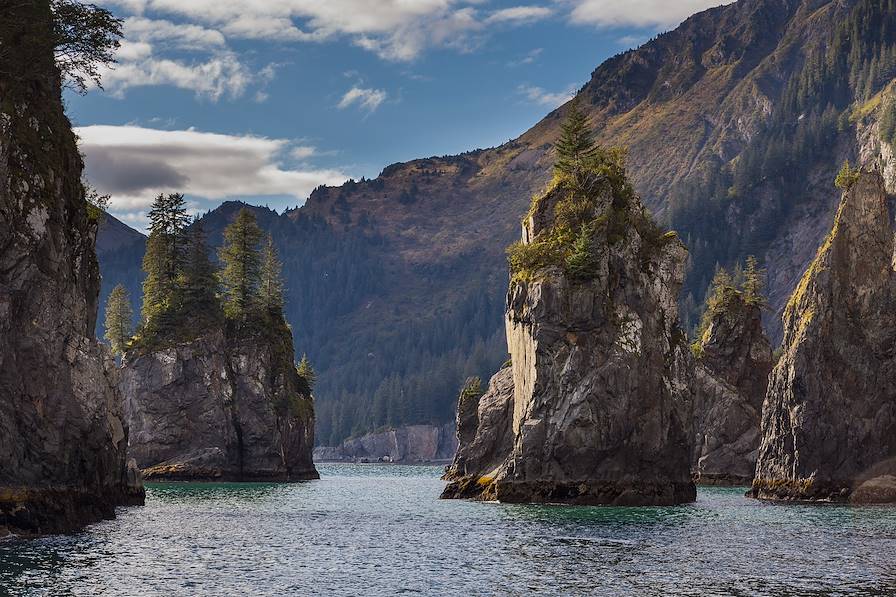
[219,208,263,319]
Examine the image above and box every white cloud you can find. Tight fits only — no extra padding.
[338,87,388,112]
[75,125,348,225]
[518,84,576,107]
[99,0,552,62]
[100,53,253,100]
[485,6,552,25]
[122,17,227,50]
[290,145,317,160]
[564,0,732,28]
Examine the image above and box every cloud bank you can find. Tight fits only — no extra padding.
[76,125,347,227]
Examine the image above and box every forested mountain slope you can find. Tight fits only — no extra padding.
[98,0,896,445]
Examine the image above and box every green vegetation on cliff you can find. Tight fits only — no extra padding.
[508,104,670,283]
[692,256,767,357]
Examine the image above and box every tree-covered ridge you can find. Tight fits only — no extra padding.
[508,101,671,283]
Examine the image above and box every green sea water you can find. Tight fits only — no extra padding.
[2,464,896,596]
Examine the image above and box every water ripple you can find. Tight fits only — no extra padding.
[2,464,896,596]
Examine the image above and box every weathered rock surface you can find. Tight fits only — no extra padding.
[692,297,773,485]
[313,423,458,463]
[444,179,696,506]
[441,366,514,499]
[752,170,896,503]
[0,1,144,535]
[121,327,318,481]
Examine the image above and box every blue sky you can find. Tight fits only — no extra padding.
[66,0,730,229]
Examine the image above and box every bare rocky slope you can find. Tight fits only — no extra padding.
[752,170,896,503]
[121,324,318,482]
[99,0,896,444]
[0,1,144,535]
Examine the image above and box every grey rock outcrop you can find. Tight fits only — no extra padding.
[752,170,896,503]
[121,327,318,481]
[313,423,457,463]
[444,174,696,506]
[692,296,773,485]
[0,2,144,536]
[441,366,514,499]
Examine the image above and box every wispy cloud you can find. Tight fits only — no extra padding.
[100,1,554,62]
[563,0,733,28]
[508,47,543,67]
[518,84,576,108]
[338,87,388,112]
[485,6,552,25]
[76,125,348,226]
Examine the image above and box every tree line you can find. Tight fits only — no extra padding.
[104,195,290,355]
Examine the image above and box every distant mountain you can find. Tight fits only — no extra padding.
[97,213,145,332]
[97,0,896,445]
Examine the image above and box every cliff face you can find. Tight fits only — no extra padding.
[692,298,774,485]
[444,173,697,506]
[121,326,318,481]
[313,423,457,463]
[0,2,144,535]
[753,170,896,503]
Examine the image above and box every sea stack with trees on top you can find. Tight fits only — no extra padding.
[443,102,696,506]
[117,199,318,482]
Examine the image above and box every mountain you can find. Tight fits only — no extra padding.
[97,213,146,330]
[97,0,896,445]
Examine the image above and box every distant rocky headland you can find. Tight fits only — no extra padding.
[314,424,457,464]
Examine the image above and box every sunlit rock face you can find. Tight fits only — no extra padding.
[0,1,143,536]
[753,170,896,503]
[121,328,318,482]
[692,297,774,485]
[444,178,696,506]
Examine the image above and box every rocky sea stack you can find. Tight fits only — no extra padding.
[444,116,696,505]
[692,275,773,485]
[121,321,318,482]
[0,2,144,535]
[752,169,896,503]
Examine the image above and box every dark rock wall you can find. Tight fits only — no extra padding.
[121,327,318,481]
[753,170,896,503]
[0,1,143,536]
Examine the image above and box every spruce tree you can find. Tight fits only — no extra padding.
[219,208,263,319]
[258,234,285,315]
[742,255,767,307]
[104,283,132,356]
[554,98,599,177]
[181,219,220,316]
[141,193,190,331]
[297,354,316,392]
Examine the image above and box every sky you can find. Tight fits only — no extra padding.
[65,0,732,230]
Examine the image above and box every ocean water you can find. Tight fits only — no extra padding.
[2,464,896,596]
